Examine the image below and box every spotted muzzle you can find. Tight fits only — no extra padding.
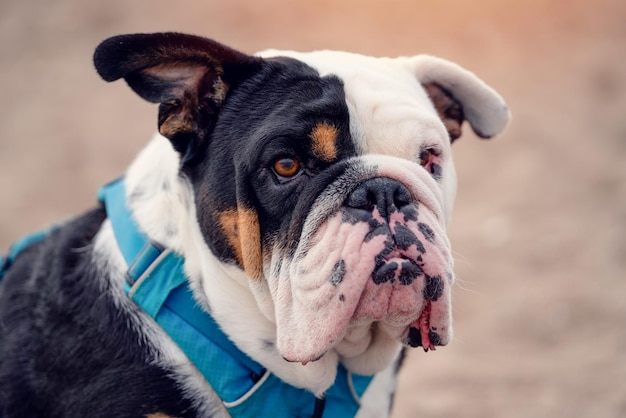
[270,158,454,364]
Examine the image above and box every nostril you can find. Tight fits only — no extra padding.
[346,185,369,209]
[394,186,411,208]
[346,177,412,218]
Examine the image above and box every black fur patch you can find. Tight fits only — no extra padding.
[423,274,444,301]
[431,163,442,180]
[0,209,200,416]
[428,331,442,346]
[393,222,422,252]
[372,241,395,280]
[418,222,436,244]
[406,327,422,348]
[400,205,419,222]
[398,260,423,285]
[189,56,356,268]
[329,259,346,286]
[372,261,398,284]
[364,219,391,242]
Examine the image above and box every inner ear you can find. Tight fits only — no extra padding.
[423,82,465,143]
[93,32,261,165]
[131,64,226,161]
[125,64,222,103]
[406,54,510,140]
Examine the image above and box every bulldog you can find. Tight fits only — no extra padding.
[0,33,510,417]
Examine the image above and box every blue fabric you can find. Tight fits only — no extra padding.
[98,179,146,265]
[0,228,55,282]
[98,178,375,418]
[164,284,264,376]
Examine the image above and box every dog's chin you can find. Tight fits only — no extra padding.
[280,333,403,377]
[277,298,429,372]
[283,321,407,375]
[331,316,412,373]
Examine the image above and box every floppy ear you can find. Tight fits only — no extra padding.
[93,32,261,163]
[405,55,511,142]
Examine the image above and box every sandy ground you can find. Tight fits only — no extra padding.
[1,1,625,417]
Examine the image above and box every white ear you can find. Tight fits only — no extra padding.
[404,55,511,139]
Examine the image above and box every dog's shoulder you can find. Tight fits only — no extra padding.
[0,207,108,325]
[0,207,218,417]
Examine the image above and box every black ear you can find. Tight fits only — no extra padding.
[93,32,261,163]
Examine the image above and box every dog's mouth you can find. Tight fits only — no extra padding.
[373,250,424,286]
[405,300,437,351]
[273,202,453,365]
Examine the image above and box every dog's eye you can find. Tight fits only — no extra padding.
[272,157,301,180]
[419,149,434,167]
[418,148,443,179]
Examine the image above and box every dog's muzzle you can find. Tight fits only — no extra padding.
[272,165,454,364]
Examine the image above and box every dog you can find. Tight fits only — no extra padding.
[0,32,510,417]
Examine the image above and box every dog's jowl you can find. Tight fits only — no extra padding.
[0,33,510,418]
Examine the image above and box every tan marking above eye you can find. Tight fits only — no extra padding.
[310,122,338,162]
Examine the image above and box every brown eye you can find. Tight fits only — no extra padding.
[419,149,433,167]
[273,157,301,179]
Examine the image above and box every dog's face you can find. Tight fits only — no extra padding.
[95,33,509,373]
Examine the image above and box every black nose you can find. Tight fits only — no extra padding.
[346,177,412,218]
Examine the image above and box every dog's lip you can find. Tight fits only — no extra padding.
[377,246,414,266]
[382,253,412,264]
[407,300,437,352]
[371,246,424,286]
[382,245,407,259]
[282,351,326,365]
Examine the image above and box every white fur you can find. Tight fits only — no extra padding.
[355,361,398,418]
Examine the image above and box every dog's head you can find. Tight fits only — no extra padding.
[94,33,509,374]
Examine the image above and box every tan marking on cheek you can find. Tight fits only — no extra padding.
[237,207,264,280]
[217,208,264,281]
[310,122,338,162]
[217,209,242,265]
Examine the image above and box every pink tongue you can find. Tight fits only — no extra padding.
[412,301,436,352]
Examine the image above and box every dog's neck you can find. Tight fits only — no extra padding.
[120,134,346,394]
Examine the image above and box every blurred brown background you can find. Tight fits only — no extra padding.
[1,0,625,417]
